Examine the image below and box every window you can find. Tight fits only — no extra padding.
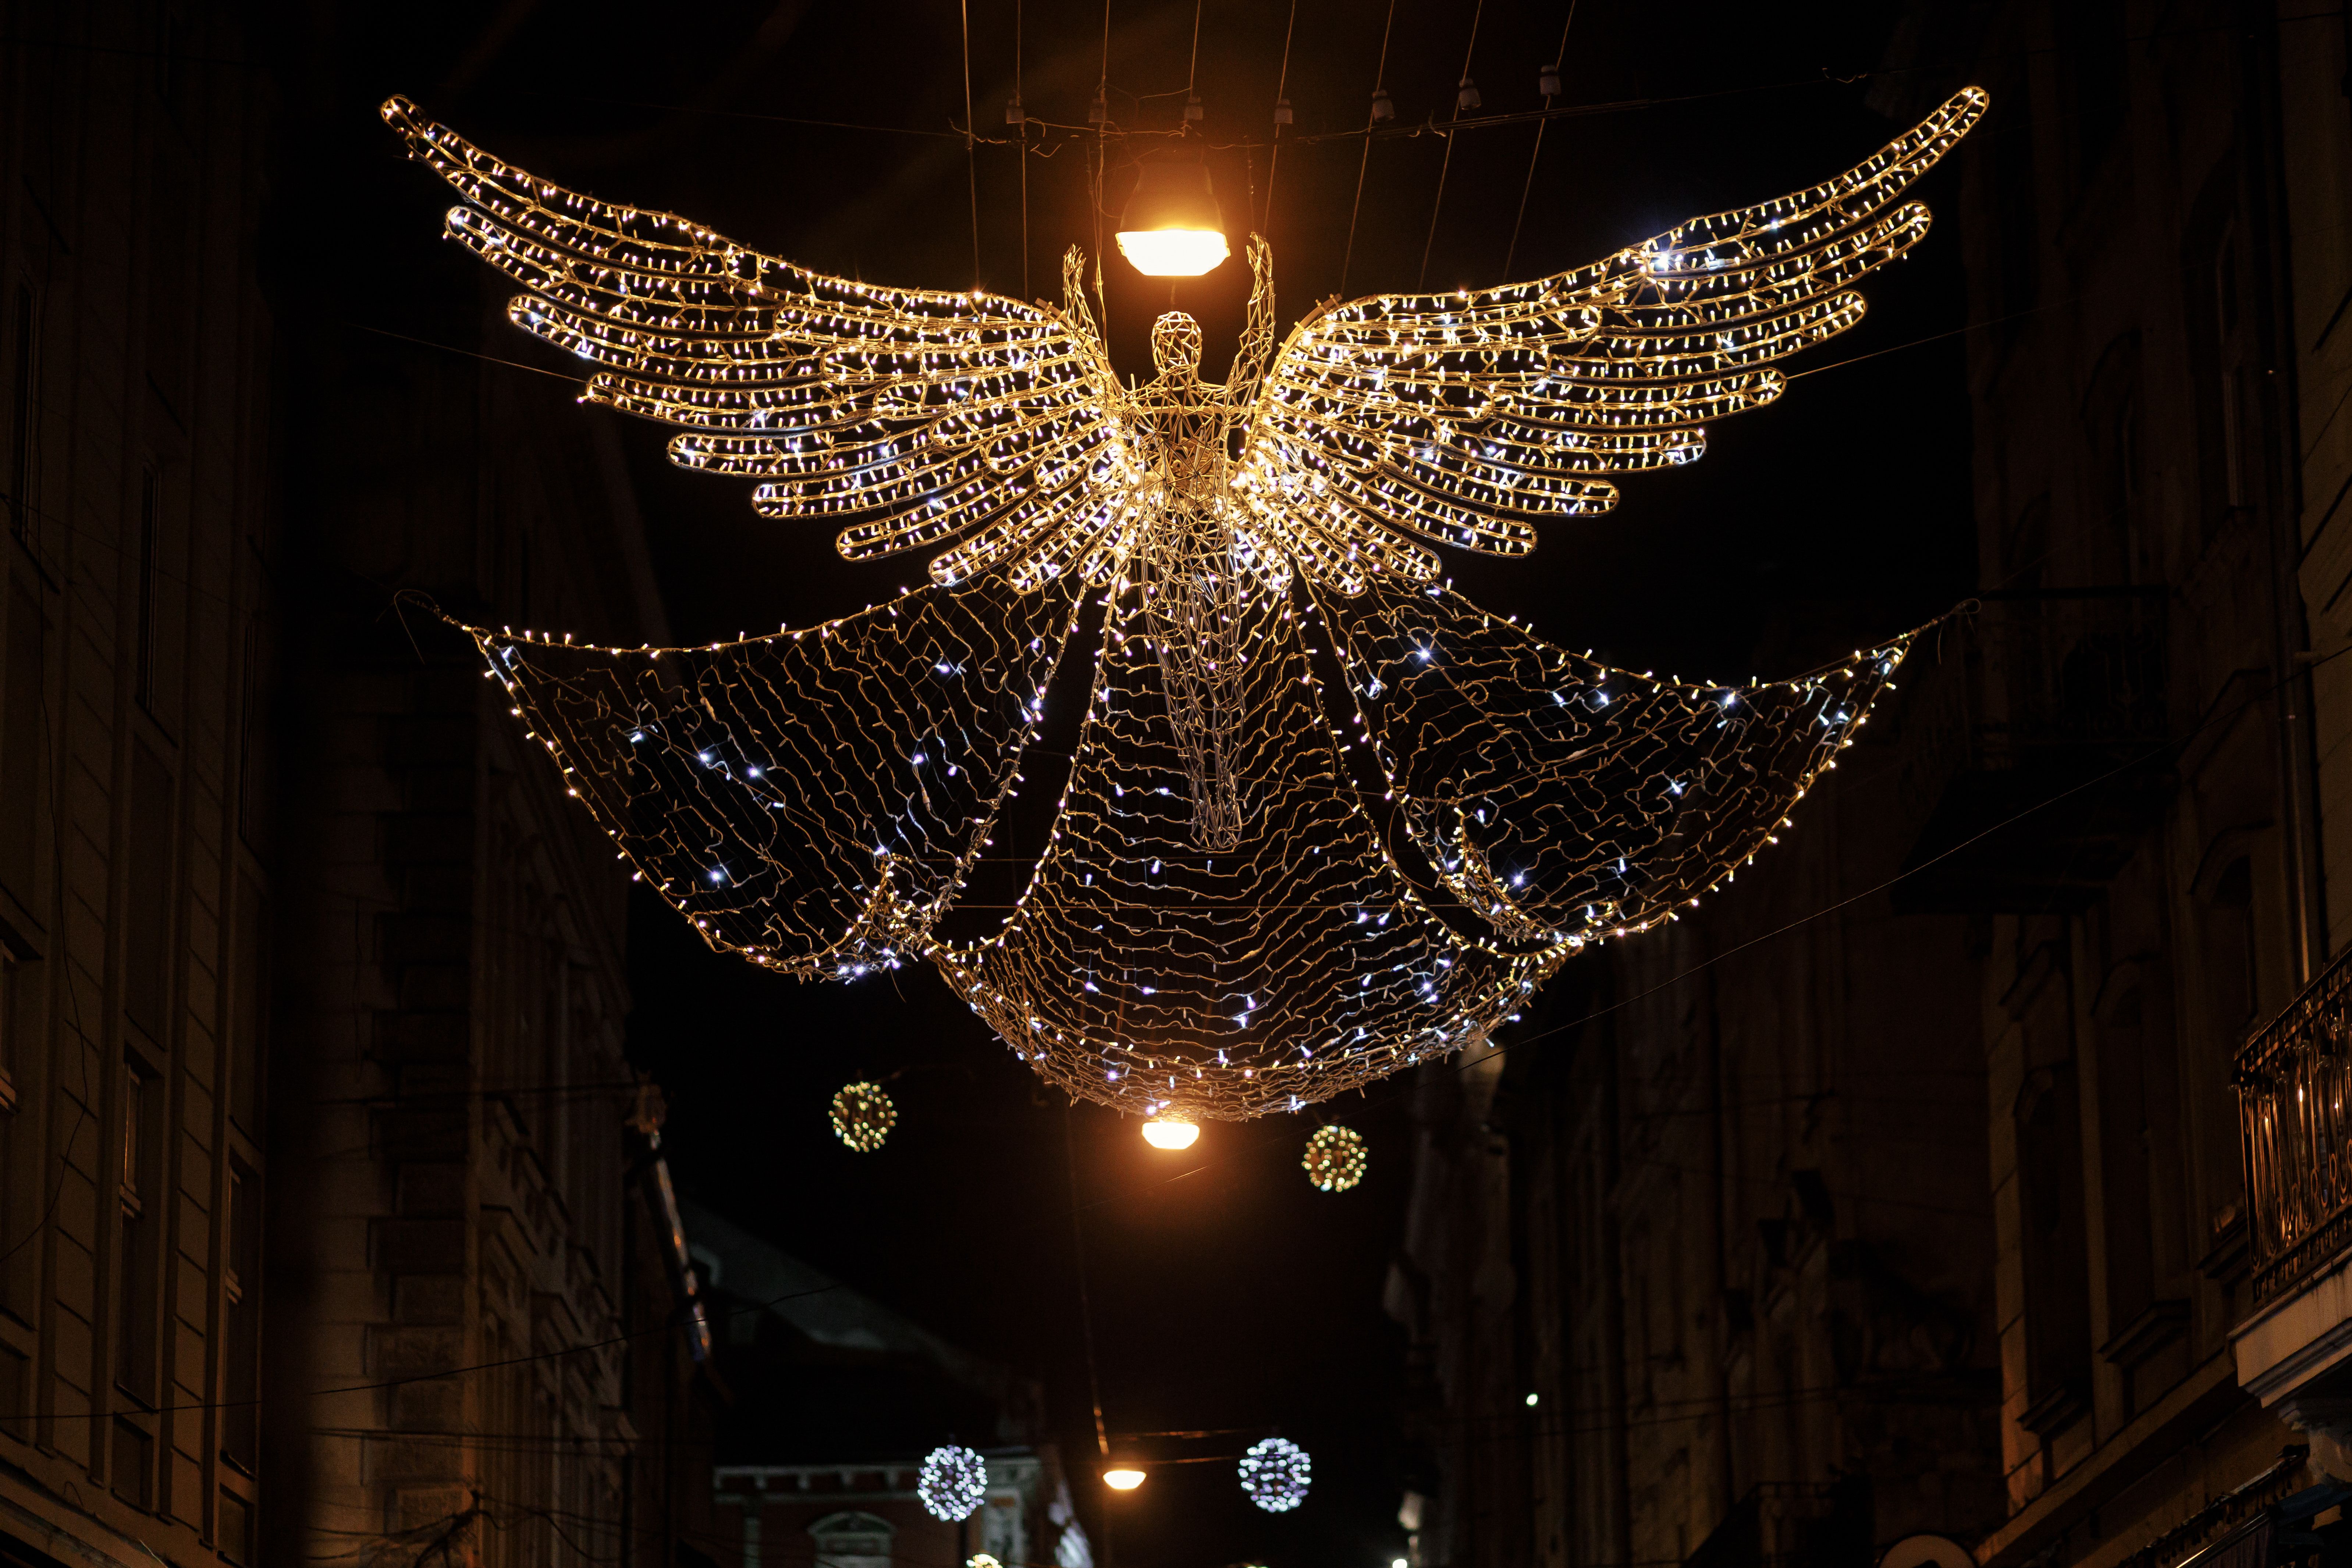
[2060,0,2128,188]
[0,573,40,902]
[1991,79,2037,339]
[0,945,32,1335]
[122,742,174,1041]
[5,283,32,542]
[230,872,265,1135]
[220,1165,259,1470]
[809,1511,897,1568]
[2207,858,2259,1032]
[0,946,15,1112]
[113,1059,160,1407]
[135,469,158,711]
[2016,1063,2091,1428]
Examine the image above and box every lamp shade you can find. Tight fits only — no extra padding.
[1117,159,1229,277]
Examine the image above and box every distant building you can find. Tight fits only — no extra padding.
[686,1201,1092,1568]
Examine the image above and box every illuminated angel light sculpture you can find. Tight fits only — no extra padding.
[380,88,1985,1123]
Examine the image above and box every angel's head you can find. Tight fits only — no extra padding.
[1151,311,1203,380]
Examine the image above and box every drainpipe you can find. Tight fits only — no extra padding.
[2251,0,2327,983]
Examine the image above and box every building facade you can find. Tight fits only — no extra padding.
[0,3,716,1565]
[687,1201,1091,1568]
[1385,6,2352,1568]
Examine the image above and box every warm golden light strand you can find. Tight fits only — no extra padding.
[389,87,1986,1122]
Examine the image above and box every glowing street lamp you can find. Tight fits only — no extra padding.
[1104,1467,1148,1491]
[1116,158,1229,277]
[1141,1117,1200,1150]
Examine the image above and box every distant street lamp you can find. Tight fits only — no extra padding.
[1104,1467,1147,1491]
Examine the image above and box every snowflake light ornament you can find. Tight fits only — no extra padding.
[919,1445,988,1522]
[381,88,1986,1124]
[1238,1437,1312,1513]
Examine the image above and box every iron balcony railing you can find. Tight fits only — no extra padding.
[2238,942,2352,1305]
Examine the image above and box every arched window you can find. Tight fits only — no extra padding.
[810,1510,896,1568]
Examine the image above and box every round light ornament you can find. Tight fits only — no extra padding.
[1302,1125,1368,1192]
[919,1444,988,1521]
[830,1081,897,1152]
[1238,1436,1311,1513]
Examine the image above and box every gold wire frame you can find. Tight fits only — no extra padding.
[388,87,1986,1123]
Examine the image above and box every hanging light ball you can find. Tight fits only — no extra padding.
[829,1082,898,1152]
[1237,1437,1311,1513]
[919,1445,989,1521]
[1142,1116,1200,1150]
[1302,1125,1368,1192]
[1370,86,1396,123]
[1116,156,1229,277]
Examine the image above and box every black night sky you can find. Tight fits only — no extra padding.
[349,4,1976,1567]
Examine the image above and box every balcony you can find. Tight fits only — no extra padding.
[2236,947,2352,1308]
[1891,588,2170,913]
[2231,943,2352,1437]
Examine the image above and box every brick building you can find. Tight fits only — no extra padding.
[688,1201,1091,1568]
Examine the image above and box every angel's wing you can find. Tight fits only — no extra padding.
[381,97,1132,591]
[1234,87,1987,594]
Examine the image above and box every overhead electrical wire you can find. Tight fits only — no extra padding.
[961,0,981,284]
[1417,0,1487,290]
[1338,0,1399,297]
[1503,4,1578,280]
[1017,0,1030,299]
[1262,0,1299,235]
